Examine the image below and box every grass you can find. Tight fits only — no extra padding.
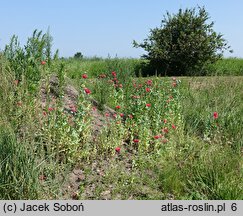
[63,57,243,79]
[0,126,39,199]
[0,47,242,200]
[64,57,140,82]
[207,58,243,75]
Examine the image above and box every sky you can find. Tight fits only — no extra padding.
[0,0,243,58]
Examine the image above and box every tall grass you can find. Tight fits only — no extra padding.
[206,58,243,75]
[64,57,243,80]
[180,76,243,152]
[0,126,39,199]
[63,57,140,81]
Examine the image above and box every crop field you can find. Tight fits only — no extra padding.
[0,32,243,200]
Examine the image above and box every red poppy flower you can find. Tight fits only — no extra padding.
[43,111,47,116]
[146,87,151,92]
[105,113,110,117]
[213,112,218,119]
[146,80,152,85]
[115,105,121,109]
[146,103,151,107]
[111,71,117,77]
[119,84,123,88]
[133,139,139,143]
[41,61,46,65]
[163,127,169,133]
[48,107,54,111]
[172,124,176,129]
[120,113,124,117]
[84,88,91,94]
[82,74,88,79]
[154,135,161,139]
[164,119,167,124]
[115,147,121,153]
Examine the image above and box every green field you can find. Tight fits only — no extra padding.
[63,57,243,79]
[0,53,243,200]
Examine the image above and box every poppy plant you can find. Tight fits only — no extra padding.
[146,80,152,85]
[41,61,46,65]
[84,88,91,94]
[82,74,88,79]
[213,112,218,119]
[111,71,117,77]
[145,87,151,92]
[146,103,151,107]
[133,139,139,143]
[48,107,54,111]
[154,135,161,139]
[163,127,169,133]
[115,105,121,109]
[115,147,121,153]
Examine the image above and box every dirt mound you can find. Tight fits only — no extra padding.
[40,74,79,111]
[40,74,116,125]
[40,74,119,199]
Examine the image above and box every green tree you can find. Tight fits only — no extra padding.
[133,6,232,76]
[74,52,83,59]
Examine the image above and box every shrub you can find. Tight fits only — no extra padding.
[133,6,232,76]
[4,29,55,90]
